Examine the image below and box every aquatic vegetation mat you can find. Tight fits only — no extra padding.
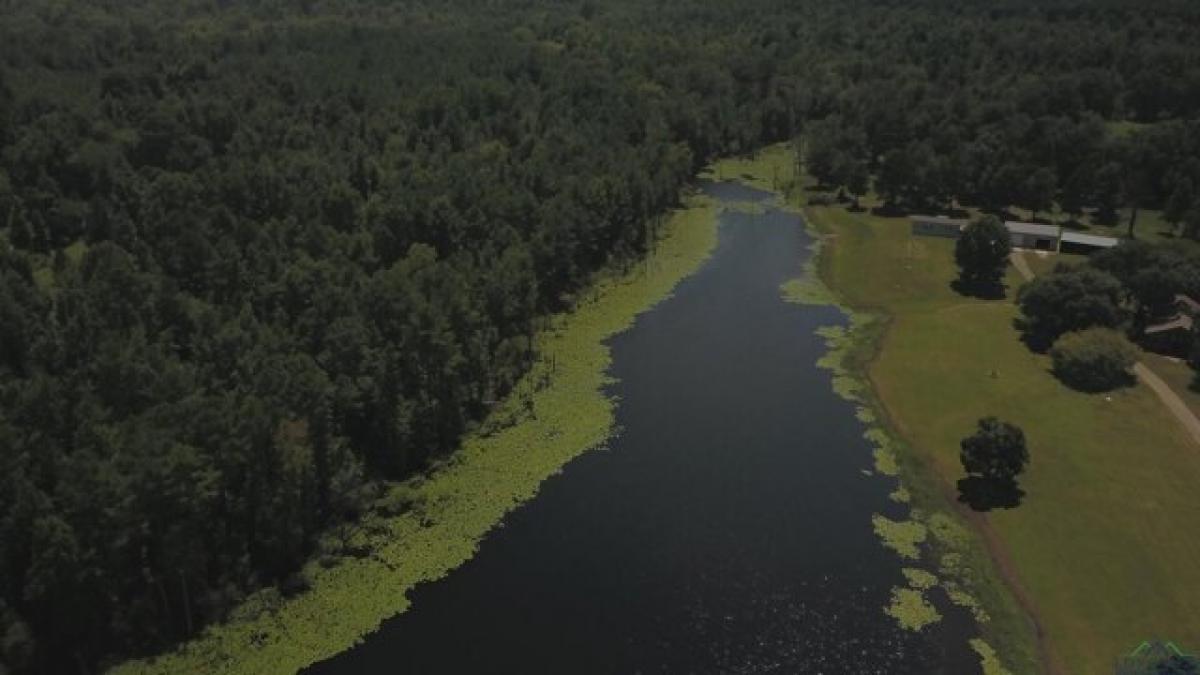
[748,143,1017,673]
[112,185,723,675]
[886,587,942,632]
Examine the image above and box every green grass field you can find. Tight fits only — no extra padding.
[1087,208,1200,250]
[807,203,1200,674]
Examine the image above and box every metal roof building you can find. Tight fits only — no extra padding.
[910,215,967,239]
[1004,221,1061,250]
[1059,230,1120,255]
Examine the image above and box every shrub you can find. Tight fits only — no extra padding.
[1050,327,1138,392]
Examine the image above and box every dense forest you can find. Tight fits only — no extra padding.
[3,0,1200,672]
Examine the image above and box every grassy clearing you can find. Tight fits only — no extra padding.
[700,142,800,195]
[112,178,723,674]
[1084,209,1200,248]
[806,195,1200,674]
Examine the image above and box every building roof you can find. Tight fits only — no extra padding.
[1060,231,1119,248]
[1177,294,1200,315]
[1145,314,1194,335]
[1004,221,1061,238]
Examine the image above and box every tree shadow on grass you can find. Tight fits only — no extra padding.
[957,476,1025,512]
[1012,319,1053,353]
[1050,367,1137,393]
[950,277,1007,300]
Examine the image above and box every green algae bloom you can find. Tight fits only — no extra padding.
[779,277,831,306]
[885,587,942,632]
[112,174,725,675]
[971,638,1014,675]
[901,567,938,591]
[872,514,927,560]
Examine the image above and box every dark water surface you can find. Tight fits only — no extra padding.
[307,182,979,674]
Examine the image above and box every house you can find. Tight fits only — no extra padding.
[910,215,967,238]
[1004,221,1061,251]
[1142,294,1200,357]
[1059,231,1120,255]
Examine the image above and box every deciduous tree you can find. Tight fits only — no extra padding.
[960,417,1029,482]
[1016,267,1129,350]
[954,215,1012,296]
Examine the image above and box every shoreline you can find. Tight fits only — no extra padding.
[721,144,1037,674]
[795,184,1200,674]
[110,179,724,675]
[799,209,1044,675]
[856,311,1061,675]
[713,141,1039,673]
[111,144,1041,675]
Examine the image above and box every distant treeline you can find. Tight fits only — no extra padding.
[800,7,1200,229]
[2,1,1200,672]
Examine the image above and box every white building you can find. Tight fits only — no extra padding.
[1004,221,1061,250]
[1059,231,1119,255]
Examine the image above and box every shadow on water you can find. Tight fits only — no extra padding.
[306,181,981,674]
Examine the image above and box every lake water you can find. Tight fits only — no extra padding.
[306,182,980,674]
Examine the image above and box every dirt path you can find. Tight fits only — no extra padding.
[1010,249,1036,281]
[1133,363,1200,445]
[1012,249,1200,447]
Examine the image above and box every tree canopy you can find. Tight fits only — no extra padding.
[1016,266,1130,350]
[3,0,1200,672]
[960,418,1030,483]
[954,215,1012,296]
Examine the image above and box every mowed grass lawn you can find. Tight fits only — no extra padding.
[809,205,1200,674]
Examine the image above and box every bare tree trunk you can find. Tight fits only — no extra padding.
[154,576,173,636]
[180,569,194,636]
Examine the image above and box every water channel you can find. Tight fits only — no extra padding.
[307,181,979,674]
